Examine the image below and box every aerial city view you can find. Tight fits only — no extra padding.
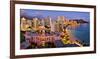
[20,9,90,49]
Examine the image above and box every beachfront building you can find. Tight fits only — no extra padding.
[20,17,29,31]
[47,16,55,32]
[32,18,38,31]
[56,16,66,32]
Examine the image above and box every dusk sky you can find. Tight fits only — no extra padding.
[20,9,90,21]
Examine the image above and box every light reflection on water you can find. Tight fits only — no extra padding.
[68,23,90,46]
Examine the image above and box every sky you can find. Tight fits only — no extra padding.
[20,9,90,21]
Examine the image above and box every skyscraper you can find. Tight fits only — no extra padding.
[32,18,38,31]
[21,17,27,31]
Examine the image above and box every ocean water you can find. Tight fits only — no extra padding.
[71,23,90,46]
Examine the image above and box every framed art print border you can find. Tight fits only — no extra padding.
[10,1,96,59]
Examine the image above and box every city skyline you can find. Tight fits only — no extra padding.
[20,9,90,49]
[20,9,90,21]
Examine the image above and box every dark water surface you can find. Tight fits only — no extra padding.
[71,23,90,46]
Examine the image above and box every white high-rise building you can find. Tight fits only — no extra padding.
[32,18,38,31]
[20,17,27,31]
[49,17,55,32]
